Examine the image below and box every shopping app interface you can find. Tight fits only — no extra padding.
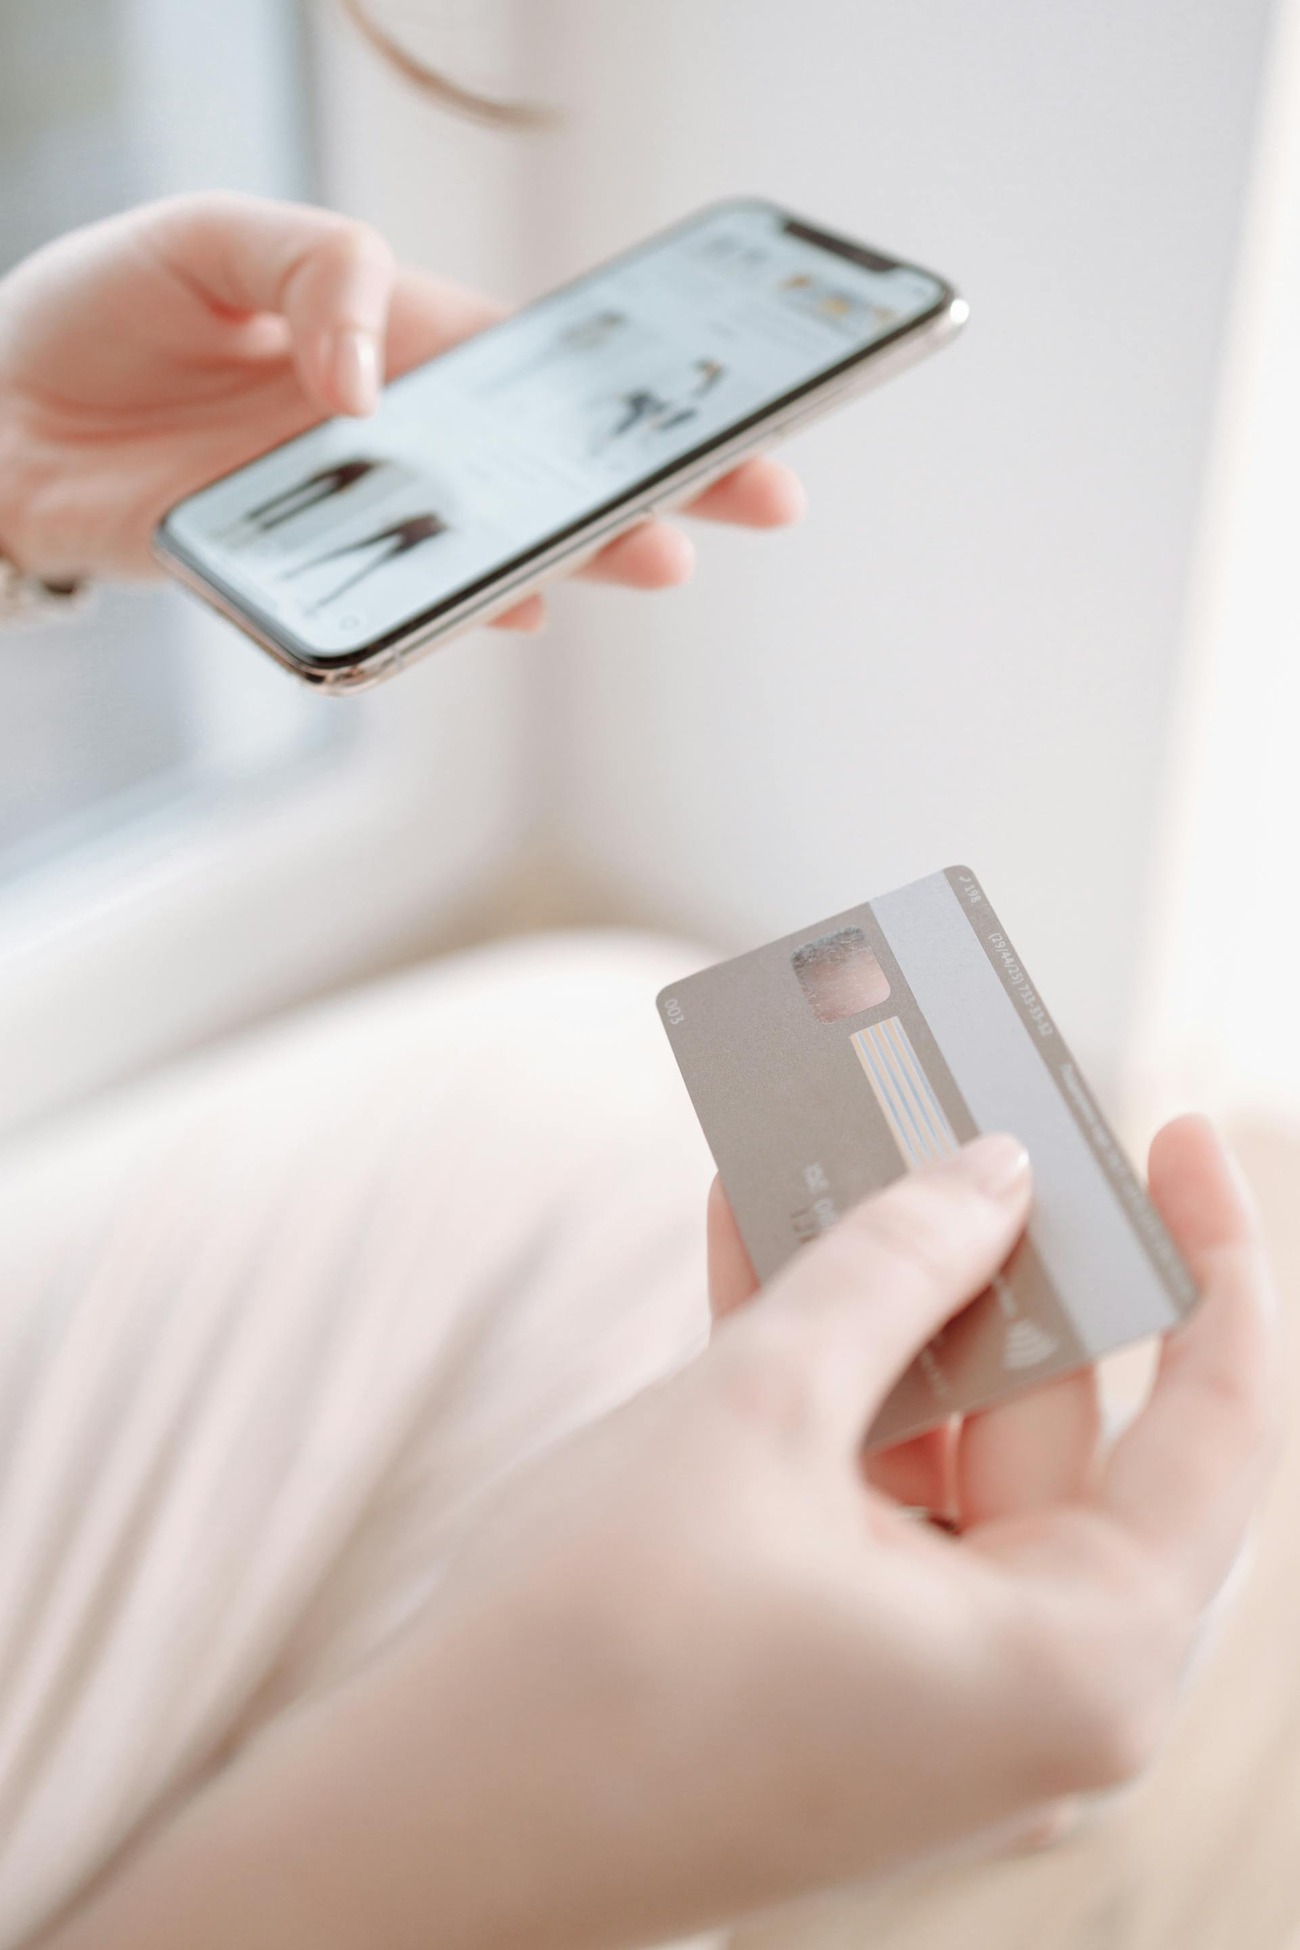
[168,205,944,657]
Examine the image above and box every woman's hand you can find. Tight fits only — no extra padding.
[0,193,804,621]
[41,1117,1274,1950]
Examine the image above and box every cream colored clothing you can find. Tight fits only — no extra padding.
[0,932,724,1949]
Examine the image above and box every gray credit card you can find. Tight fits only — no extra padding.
[657,865,1198,1448]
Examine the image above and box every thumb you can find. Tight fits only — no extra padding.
[149,192,395,416]
[744,1134,1032,1450]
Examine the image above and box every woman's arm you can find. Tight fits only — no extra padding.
[36,1119,1275,1950]
[0,193,804,623]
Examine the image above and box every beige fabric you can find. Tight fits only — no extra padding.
[0,932,724,1948]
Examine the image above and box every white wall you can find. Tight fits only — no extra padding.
[8,2,1274,1137]
[19,1,1264,1136]
[1131,0,1300,1127]
[510,0,1276,1100]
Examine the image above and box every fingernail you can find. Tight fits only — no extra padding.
[333,327,380,415]
[959,1133,1031,1198]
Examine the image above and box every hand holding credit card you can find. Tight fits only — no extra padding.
[659,865,1198,1447]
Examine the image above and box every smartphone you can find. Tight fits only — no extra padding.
[155,198,966,692]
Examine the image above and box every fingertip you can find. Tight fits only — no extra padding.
[491,594,547,633]
[1147,1114,1259,1256]
[293,323,379,419]
[946,1132,1033,1203]
[654,524,697,586]
[582,520,697,590]
[331,326,382,416]
[330,217,397,334]
[291,332,338,418]
[1148,1111,1218,1181]
[752,460,808,527]
[287,217,395,414]
[684,458,808,528]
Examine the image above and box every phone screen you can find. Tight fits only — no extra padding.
[162,202,946,664]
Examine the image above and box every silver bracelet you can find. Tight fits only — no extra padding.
[0,550,90,627]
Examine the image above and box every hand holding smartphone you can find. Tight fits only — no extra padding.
[156,198,965,691]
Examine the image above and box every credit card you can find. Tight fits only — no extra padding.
[657,865,1198,1448]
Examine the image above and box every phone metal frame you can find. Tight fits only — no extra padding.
[154,208,967,694]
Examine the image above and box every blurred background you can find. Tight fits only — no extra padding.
[2,0,1294,1138]
[3,0,1297,1148]
[3,3,1300,1943]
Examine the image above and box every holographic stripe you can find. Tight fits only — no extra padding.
[850,1017,958,1168]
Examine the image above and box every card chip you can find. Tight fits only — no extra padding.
[791,928,891,1023]
[851,1018,958,1168]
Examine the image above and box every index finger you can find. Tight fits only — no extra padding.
[1098,1115,1278,1606]
[150,193,396,413]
